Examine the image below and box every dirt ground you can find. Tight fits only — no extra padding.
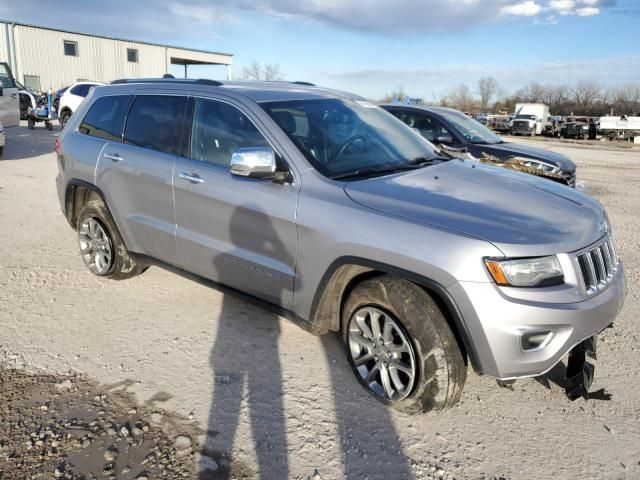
[1,123,639,480]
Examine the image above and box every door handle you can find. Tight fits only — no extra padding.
[179,172,205,184]
[104,153,123,162]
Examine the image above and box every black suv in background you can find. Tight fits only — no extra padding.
[383,105,576,187]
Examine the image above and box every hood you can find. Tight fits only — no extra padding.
[344,160,605,257]
[477,142,575,172]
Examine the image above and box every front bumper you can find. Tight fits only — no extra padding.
[448,263,626,379]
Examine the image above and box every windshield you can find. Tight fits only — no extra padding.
[261,99,441,179]
[436,109,503,145]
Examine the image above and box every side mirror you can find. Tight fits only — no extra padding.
[230,147,283,180]
[434,134,453,145]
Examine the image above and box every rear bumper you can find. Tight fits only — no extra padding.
[447,263,626,379]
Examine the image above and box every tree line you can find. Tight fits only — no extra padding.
[389,78,640,117]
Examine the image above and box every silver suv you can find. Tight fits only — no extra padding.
[55,79,626,413]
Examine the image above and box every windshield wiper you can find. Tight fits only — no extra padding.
[331,164,422,180]
[406,155,442,165]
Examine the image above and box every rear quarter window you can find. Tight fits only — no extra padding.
[78,95,130,141]
[124,95,187,155]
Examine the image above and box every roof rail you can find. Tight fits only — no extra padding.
[291,81,316,86]
[110,78,223,86]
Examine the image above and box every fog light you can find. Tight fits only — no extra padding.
[521,331,552,351]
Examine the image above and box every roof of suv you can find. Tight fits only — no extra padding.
[107,78,363,103]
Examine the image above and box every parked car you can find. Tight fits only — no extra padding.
[383,105,576,186]
[0,61,19,128]
[56,79,626,412]
[561,116,590,139]
[57,81,104,127]
[474,112,488,125]
[0,61,20,157]
[544,117,562,137]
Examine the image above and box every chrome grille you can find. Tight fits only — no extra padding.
[576,236,618,294]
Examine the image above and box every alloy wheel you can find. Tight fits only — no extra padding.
[348,306,417,401]
[78,218,113,275]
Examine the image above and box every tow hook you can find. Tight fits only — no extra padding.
[565,336,597,401]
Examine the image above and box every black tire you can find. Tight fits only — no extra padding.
[59,110,71,128]
[76,200,146,280]
[0,146,3,158]
[28,118,34,130]
[45,121,53,131]
[342,275,466,414]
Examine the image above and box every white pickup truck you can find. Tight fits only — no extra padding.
[0,61,20,157]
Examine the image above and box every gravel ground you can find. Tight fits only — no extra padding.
[1,124,639,480]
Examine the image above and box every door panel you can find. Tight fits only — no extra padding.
[0,62,19,128]
[173,97,298,307]
[174,160,298,307]
[96,142,177,264]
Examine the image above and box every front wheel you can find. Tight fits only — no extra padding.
[342,276,467,414]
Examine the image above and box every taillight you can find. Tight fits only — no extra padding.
[55,137,61,155]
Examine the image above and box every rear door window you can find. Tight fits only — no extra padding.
[79,95,130,141]
[124,95,187,155]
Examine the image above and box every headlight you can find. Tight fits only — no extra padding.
[484,256,564,287]
[508,157,562,175]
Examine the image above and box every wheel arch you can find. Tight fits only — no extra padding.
[309,256,483,373]
[64,179,109,230]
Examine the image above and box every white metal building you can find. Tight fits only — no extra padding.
[0,20,233,91]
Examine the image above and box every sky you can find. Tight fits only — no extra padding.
[0,0,638,100]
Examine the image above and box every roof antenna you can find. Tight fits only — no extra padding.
[162,74,175,79]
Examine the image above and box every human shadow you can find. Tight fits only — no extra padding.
[198,205,412,479]
[199,205,291,479]
[321,334,413,479]
[1,122,58,160]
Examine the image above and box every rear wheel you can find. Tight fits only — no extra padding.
[342,276,466,414]
[76,200,146,280]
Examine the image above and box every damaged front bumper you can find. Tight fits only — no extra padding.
[448,262,626,381]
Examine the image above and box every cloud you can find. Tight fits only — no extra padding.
[576,6,600,15]
[0,0,618,38]
[501,1,543,16]
[549,0,576,14]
